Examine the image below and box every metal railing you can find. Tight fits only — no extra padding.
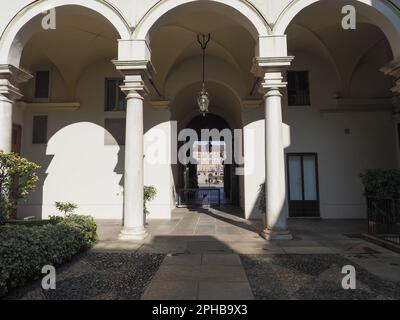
[367,197,400,245]
[177,188,221,208]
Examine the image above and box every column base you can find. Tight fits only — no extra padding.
[119,226,148,241]
[261,227,293,241]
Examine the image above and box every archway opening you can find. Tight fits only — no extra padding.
[178,113,240,208]
[283,0,398,219]
[142,3,261,216]
[13,5,124,219]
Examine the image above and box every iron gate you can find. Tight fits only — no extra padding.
[178,188,221,207]
[367,197,400,245]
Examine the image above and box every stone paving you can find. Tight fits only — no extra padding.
[4,207,400,300]
[94,207,400,300]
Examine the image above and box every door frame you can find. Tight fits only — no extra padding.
[12,124,22,155]
[286,152,320,218]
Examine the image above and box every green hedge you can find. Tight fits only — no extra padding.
[0,215,97,297]
[7,220,56,227]
[360,169,400,199]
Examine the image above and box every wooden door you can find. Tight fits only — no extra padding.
[10,125,22,219]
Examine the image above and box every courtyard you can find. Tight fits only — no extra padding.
[4,207,400,300]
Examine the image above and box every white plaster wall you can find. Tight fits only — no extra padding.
[18,59,174,220]
[283,52,397,219]
[144,105,174,219]
[19,61,125,219]
[2,0,399,222]
[242,107,265,220]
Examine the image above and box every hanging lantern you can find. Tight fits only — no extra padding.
[197,85,210,117]
[197,34,211,116]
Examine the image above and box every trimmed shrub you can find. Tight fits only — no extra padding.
[0,215,97,297]
[0,152,40,224]
[144,186,157,214]
[7,219,56,227]
[360,169,400,199]
[62,215,98,246]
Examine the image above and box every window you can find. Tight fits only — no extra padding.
[105,79,126,111]
[32,116,48,144]
[287,71,311,106]
[104,118,126,146]
[287,153,320,217]
[34,71,50,99]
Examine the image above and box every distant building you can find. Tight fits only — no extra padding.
[193,144,225,186]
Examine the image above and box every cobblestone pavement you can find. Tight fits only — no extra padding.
[4,207,400,300]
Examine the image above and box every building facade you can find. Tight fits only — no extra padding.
[0,0,399,240]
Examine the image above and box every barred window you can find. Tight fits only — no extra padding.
[287,71,311,106]
[105,78,126,112]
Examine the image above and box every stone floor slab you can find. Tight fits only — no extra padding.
[202,254,242,266]
[198,282,254,300]
[164,254,202,266]
[281,246,336,254]
[142,281,198,300]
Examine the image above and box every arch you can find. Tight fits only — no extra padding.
[165,56,247,101]
[274,0,400,57]
[288,24,344,92]
[171,80,243,131]
[0,0,131,66]
[133,0,271,40]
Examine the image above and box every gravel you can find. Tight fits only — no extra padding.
[4,251,165,300]
[241,254,400,300]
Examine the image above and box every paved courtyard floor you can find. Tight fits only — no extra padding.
[5,207,400,300]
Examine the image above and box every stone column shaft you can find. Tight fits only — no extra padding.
[0,65,33,153]
[252,57,294,240]
[112,59,154,241]
[261,72,292,240]
[119,89,147,240]
[0,95,13,152]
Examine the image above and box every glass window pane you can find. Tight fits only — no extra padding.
[289,156,303,201]
[303,155,317,201]
[105,79,117,111]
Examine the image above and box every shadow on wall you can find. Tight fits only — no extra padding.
[20,121,125,220]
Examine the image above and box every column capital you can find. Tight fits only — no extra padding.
[112,59,156,98]
[381,57,400,95]
[252,56,294,95]
[0,64,33,101]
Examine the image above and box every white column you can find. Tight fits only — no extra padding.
[0,95,13,152]
[119,89,147,241]
[260,71,292,240]
[0,65,33,153]
[113,48,154,241]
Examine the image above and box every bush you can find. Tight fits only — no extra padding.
[0,215,97,297]
[7,219,56,227]
[0,152,40,224]
[360,169,400,198]
[144,186,157,214]
[62,215,98,246]
[55,202,78,217]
